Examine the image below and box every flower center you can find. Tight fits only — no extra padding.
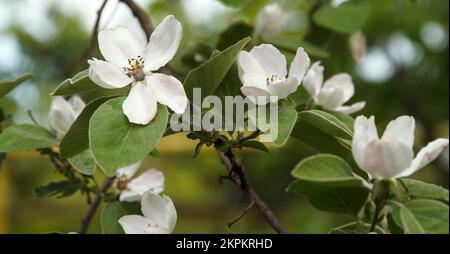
[123,56,145,82]
[115,176,131,191]
[266,74,282,86]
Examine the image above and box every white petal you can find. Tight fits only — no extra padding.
[381,116,415,149]
[315,87,346,110]
[147,73,188,114]
[322,73,354,103]
[267,77,299,99]
[237,51,267,89]
[397,138,449,178]
[128,169,165,196]
[362,139,414,179]
[303,61,324,98]
[289,47,310,83]
[116,160,142,178]
[141,192,177,232]
[333,101,366,115]
[98,26,144,68]
[122,82,158,125]
[119,190,141,202]
[48,97,76,135]
[118,215,168,234]
[240,86,272,105]
[250,44,287,78]
[254,4,284,40]
[352,116,379,171]
[71,96,86,117]
[144,15,182,72]
[88,58,132,89]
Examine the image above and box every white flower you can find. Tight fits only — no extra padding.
[115,161,164,202]
[119,192,177,234]
[254,4,285,40]
[352,115,449,179]
[48,96,85,137]
[349,31,367,62]
[88,15,188,125]
[303,62,365,114]
[237,44,310,105]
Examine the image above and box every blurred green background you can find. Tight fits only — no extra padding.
[0,0,448,233]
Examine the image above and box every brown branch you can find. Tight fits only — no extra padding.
[79,177,115,234]
[219,149,288,234]
[119,0,153,39]
[78,0,109,68]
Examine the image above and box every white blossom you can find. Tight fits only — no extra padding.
[352,115,449,179]
[48,96,85,137]
[88,15,188,125]
[237,44,310,104]
[119,192,177,234]
[303,62,365,114]
[254,4,285,40]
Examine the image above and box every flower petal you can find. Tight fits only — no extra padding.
[48,97,76,135]
[362,139,414,179]
[397,138,449,178]
[237,51,267,89]
[147,73,188,114]
[141,192,177,233]
[116,160,142,178]
[71,96,86,117]
[128,169,165,196]
[122,82,158,125]
[98,26,144,68]
[254,4,284,40]
[250,44,287,78]
[333,101,366,115]
[144,15,182,72]
[119,190,141,202]
[288,47,310,83]
[381,116,415,149]
[88,58,132,89]
[267,77,298,99]
[315,87,346,110]
[240,86,272,105]
[118,215,168,234]
[303,61,324,98]
[352,116,379,171]
[322,73,354,103]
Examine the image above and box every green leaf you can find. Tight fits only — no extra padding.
[51,69,119,96]
[0,124,57,152]
[255,100,298,146]
[299,110,353,140]
[240,140,269,153]
[68,149,96,175]
[184,37,251,101]
[101,201,141,234]
[217,0,249,8]
[287,180,369,216]
[89,97,168,176]
[291,154,363,187]
[313,1,371,34]
[395,179,449,203]
[34,180,81,199]
[149,148,161,158]
[216,22,253,51]
[59,97,110,159]
[0,73,33,97]
[392,199,449,234]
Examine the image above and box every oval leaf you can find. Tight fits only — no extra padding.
[68,149,97,175]
[395,179,449,203]
[291,154,363,187]
[0,73,33,97]
[392,199,449,234]
[51,69,104,96]
[101,201,140,234]
[89,97,168,176]
[0,124,57,152]
[184,37,251,101]
[313,1,371,34]
[299,110,353,140]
